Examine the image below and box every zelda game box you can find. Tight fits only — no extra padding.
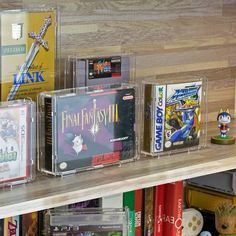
[38,84,137,175]
[0,8,58,102]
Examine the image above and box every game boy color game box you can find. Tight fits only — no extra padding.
[0,8,58,101]
[38,84,137,175]
[143,76,207,155]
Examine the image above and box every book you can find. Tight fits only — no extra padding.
[154,184,165,236]
[123,191,135,236]
[4,216,20,236]
[163,181,183,236]
[134,189,143,236]
[21,212,38,236]
[143,187,154,236]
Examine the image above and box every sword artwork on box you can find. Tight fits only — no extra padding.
[0,9,57,101]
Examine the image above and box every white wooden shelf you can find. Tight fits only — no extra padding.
[0,121,235,219]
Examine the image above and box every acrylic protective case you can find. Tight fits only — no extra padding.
[142,74,208,156]
[38,83,139,176]
[44,208,129,236]
[64,52,135,89]
[0,7,59,102]
[0,99,36,187]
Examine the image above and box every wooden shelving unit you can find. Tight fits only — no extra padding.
[0,122,235,219]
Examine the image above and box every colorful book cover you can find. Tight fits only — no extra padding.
[163,181,183,236]
[4,216,20,236]
[0,9,57,101]
[21,212,38,236]
[123,191,135,236]
[154,184,165,236]
[143,187,154,236]
[134,189,143,236]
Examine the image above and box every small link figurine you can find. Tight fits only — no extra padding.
[211,109,235,145]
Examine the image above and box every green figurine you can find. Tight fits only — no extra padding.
[211,108,235,145]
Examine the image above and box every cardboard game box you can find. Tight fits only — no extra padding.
[0,9,57,101]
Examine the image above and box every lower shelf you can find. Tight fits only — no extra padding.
[0,121,236,219]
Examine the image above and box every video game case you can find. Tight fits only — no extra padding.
[38,83,138,176]
[44,208,130,236]
[0,8,58,102]
[65,55,132,89]
[0,99,36,187]
[142,76,207,156]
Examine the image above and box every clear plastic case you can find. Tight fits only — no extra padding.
[0,99,36,187]
[0,7,59,102]
[65,52,135,89]
[38,83,139,176]
[142,74,208,156]
[44,208,130,236]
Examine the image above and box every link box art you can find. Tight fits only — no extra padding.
[38,84,137,175]
[0,8,57,102]
[0,100,36,187]
[143,80,204,154]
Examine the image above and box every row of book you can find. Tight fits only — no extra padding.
[5,178,231,235]
[0,181,185,236]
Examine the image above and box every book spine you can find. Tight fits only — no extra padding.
[123,191,135,236]
[163,181,183,236]
[4,216,20,236]
[21,212,38,236]
[143,187,154,236]
[134,189,143,236]
[154,184,165,236]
